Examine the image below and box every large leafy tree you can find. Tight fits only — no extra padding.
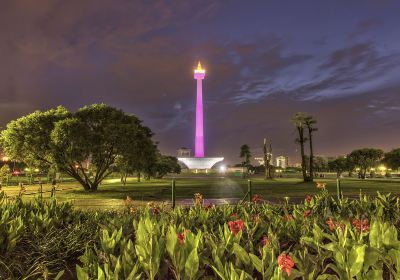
[1,104,154,191]
[239,144,251,167]
[348,148,384,179]
[328,157,348,178]
[116,129,158,183]
[383,148,400,170]
[149,155,181,179]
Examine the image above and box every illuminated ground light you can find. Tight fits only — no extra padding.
[178,157,224,170]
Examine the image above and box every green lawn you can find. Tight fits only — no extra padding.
[2,175,399,210]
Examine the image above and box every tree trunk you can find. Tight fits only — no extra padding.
[308,129,314,182]
[298,127,308,182]
[137,171,141,182]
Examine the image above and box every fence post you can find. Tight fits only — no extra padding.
[247,179,252,202]
[39,183,43,201]
[336,178,342,200]
[171,179,176,209]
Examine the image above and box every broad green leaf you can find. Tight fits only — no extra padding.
[349,245,366,277]
[76,265,89,280]
[185,248,199,279]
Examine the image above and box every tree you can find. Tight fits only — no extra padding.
[304,114,318,181]
[116,127,157,183]
[291,113,309,182]
[239,144,251,167]
[313,156,328,173]
[0,164,11,186]
[348,148,384,179]
[1,104,154,191]
[328,157,348,178]
[263,138,273,179]
[150,155,181,178]
[383,148,400,170]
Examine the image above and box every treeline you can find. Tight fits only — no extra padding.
[0,104,180,191]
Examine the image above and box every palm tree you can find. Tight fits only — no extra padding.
[291,113,309,182]
[240,144,251,168]
[304,115,318,182]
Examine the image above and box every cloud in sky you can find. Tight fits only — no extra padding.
[0,0,399,163]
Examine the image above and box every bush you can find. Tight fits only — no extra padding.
[1,191,400,279]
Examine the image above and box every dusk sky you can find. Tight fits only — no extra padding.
[1,1,400,164]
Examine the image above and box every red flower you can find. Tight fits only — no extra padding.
[304,209,312,218]
[283,215,294,221]
[326,218,345,232]
[261,236,270,247]
[204,203,214,211]
[150,207,159,215]
[305,195,312,203]
[252,194,263,203]
[177,232,185,245]
[326,218,335,231]
[228,219,245,235]
[277,253,295,276]
[352,218,369,233]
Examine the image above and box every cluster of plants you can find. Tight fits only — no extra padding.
[1,190,400,279]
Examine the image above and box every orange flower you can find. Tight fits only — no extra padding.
[252,194,263,203]
[352,218,369,233]
[316,182,326,189]
[326,218,345,231]
[277,253,295,276]
[304,209,312,218]
[283,215,294,221]
[204,203,214,211]
[228,219,245,235]
[230,213,238,219]
[326,218,335,231]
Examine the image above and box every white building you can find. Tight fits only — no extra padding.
[254,154,273,166]
[276,156,289,169]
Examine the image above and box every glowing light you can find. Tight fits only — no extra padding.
[178,157,224,169]
[378,165,387,172]
[24,168,30,172]
[34,168,40,172]
[219,165,227,173]
[2,156,9,162]
[194,61,205,74]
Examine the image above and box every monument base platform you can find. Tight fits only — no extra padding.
[178,157,224,170]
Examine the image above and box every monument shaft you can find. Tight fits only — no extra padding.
[194,62,205,157]
[195,79,204,157]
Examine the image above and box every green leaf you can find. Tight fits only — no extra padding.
[249,254,262,273]
[185,248,199,279]
[232,243,250,266]
[364,269,383,280]
[98,266,106,280]
[349,245,366,277]
[76,265,89,280]
[54,270,65,280]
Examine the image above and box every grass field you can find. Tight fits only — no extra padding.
[2,175,400,210]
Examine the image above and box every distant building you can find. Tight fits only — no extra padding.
[254,154,273,166]
[177,147,192,157]
[276,156,289,169]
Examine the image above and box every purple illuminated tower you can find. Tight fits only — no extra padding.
[194,62,205,157]
[177,62,224,170]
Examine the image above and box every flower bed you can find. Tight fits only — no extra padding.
[1,191,400,279]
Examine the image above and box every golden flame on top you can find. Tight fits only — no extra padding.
[195,61,205,73]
